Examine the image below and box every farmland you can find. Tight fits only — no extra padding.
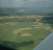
[0,16,51,50]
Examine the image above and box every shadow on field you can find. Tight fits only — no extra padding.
[0,40,34,50]
[0,44,16,50]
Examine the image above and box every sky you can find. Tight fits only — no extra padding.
[0,0,49,7]
[0,0,53,15]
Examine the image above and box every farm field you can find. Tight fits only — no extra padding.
[0,16,50,50]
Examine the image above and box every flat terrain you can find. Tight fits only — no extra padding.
[0,16,51,50]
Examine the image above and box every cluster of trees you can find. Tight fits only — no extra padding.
[42,16,53,27]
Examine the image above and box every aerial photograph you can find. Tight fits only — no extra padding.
[0,0,53,50]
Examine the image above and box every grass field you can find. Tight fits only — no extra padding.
[0,17,51,50]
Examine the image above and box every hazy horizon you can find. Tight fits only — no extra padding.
[0,0,53,16]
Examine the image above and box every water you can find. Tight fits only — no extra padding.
[34,32,53,50]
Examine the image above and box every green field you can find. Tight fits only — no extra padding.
[0,17,50,50]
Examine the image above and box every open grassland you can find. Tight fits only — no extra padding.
[0,16,51,50]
